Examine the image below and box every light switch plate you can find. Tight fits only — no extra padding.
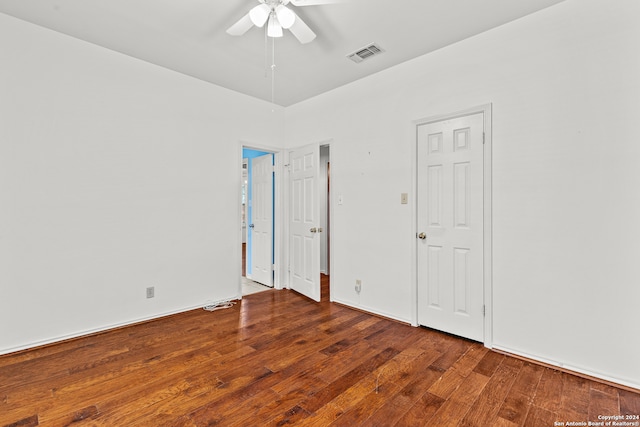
[401,193,408,204]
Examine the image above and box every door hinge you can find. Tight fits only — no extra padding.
[272,264,276,271]
[482,132,485,144]
[482,305,486,316]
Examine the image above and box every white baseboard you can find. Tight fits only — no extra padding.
[492,345,640,392]
[0,297,237,356]
[331,298,412,325]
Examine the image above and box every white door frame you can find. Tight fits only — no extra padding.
[411,104,493,348]
[239,142,286,293]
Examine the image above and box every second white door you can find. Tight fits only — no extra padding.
[289,143,321,302]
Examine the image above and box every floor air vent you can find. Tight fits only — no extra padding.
[347,43,385,63]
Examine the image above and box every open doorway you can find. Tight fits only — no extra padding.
[320,145,331,301]
[242,147,275,296]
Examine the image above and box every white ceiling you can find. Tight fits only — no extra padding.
[0,0,566,106]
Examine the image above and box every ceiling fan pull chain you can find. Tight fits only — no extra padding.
[271,36,276,107]
[264,25,269,78]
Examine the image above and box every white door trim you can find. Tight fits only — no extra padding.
[411,104,493,348]
[239,142,285,293]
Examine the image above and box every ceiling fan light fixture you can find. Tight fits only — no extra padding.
[275,5,296,29]
[249,4,271,27]
[267,14,284,37]
[227,0,317,44]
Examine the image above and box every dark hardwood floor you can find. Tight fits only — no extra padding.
[242,242,246,277]
[1,276,638,426]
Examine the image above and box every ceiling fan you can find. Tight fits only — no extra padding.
[226,0,341,44]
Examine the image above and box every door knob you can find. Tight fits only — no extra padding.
[249,224,255,229]
[418,232,427,240]
[310,227,317,233]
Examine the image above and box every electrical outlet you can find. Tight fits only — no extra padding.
[146,286,155,299]
[401,193,409,204]
[355,279,362,293]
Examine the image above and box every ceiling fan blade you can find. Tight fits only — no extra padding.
[288,14,316,44]
[226,13,254,36]
[290,0,343,6]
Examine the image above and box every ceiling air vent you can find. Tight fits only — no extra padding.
[347,43,385,63]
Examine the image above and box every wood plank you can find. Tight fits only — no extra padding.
[429,339,471,372]
[620,388,640,415]
[2,414,39,427]
[425,371,491,426]
[299,347,400,413]
[428,345,489,399]
[523,405,558,427]
[360,367,443,426]
[323,346,444,426]
[327,381,402,426]
[394,392,445,426]
[533,367,564,413]
[492,417,520,427]
[473,349,506,377]
[263,405,311,426]
[589,388,620,422]
[47,405,99,426]
[560,371,591,420]
[497,362,544,424]
[458,361,521,426]
[308,340,378,385]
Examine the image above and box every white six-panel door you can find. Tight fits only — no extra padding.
[289,144,321,302]
[250,154,273,287]
[417,113,484,341]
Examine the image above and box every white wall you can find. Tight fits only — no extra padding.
[283,0,640,389]
[0,13,283,354]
